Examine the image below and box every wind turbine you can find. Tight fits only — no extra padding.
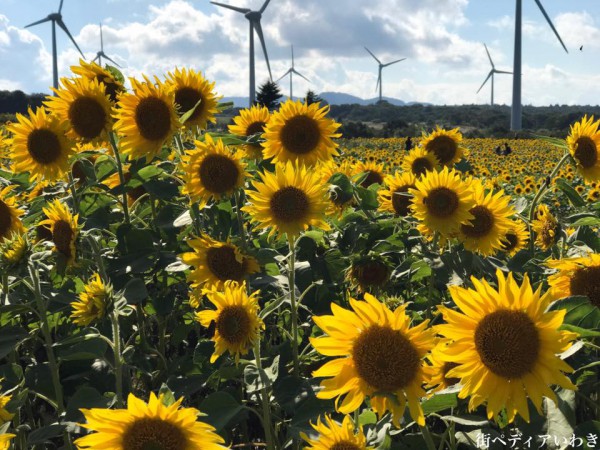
[92,23,120,68]
[477,44,512,106]
[277,46,310,100]
[365,47,406,103]
[25,0,85,92]
[511,0,568,131]
[211,0,273,106]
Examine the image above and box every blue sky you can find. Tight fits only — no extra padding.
[0,0,598,105]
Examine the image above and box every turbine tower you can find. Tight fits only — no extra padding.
[365,47,406,103]
[477,44,512,106]
[25,0,85,92]
[511,0,568,131]
[277,46,310,100]
[211,0,273,106]
[92,23,120,67]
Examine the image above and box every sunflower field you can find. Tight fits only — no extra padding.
[0,62,598,450]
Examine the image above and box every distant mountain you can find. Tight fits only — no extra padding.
[221,93,427,108]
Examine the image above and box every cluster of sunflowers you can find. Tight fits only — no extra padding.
[0,60,598,450]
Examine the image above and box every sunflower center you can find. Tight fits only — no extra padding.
[216,305,251,345]
[52,220,74,259]
[391,186,413,216]
[68,96,107,140]
[122,417,188,450]
[198,154,240,194]
[352,325,420,392]
[135,97,172,141]
[246,121,266,136]
[442,362,461,386]
[461,205,494,238]
[330,441,362,450]
[206,246,246,282]
[423,187,459,218]
[569,265,600,308]
[351,261,389,288]
[426,135,457,165]
[474,310,540,379]
[175,87,203,122]
[361,170,384,188]
[0,200,13,240]
[269,186,310,223]
[280,115,321,155]
[574,136,598,168]
[501,232,519,252]
[27,128,62,165]
[412,157,433,176]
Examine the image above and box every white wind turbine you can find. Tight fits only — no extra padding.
[477,44,512,106]
[92,23,120,67]
[277,46,310,100]
[364,47,405,103]
[25,0,85,92]
[211,0,273,106]
[511,0,568,130]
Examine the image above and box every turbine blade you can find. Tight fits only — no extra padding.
[58,0,64,13]
[375,73,381,92]
[476,71,493,94]
[291,45,294,68]
[100,22,104,51]
[259,0,271,14]
[25,17,51,28]
[495,70,512,74]
[364,46,381,64]
[484,43,494,68]
[534,0,568,53]
[57,18,85,58]
[383,58,406,67]
[253,20,272,81]
[92,53,100,62]
[276,69,292,82]
[103,54,121,68]
[210,2,250,14]
[292,68,310,83]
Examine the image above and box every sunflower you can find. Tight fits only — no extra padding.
[378,171,416,217]
[262,99,341,166]
[166,68,220,130]
[457,180,514,256]
[45,76,113,144]
[243,162,330,239]
[532,204,560,251]
[436,270,577,423]
[547,253,600,308]
[71,273,112,326]
[301,415,370,450]
[180,235,259,290]
[421,126,467,167]
[311,293,436,427]
[0,231,29,266]
[0,186,25,242]
[0,434,14,450]
[566,115,600,182]
[425,340,461,394]
[7,107,74,181]
[38,200,80,265]
[0,392,13,424]
[71,59,125,103]
[228,105,271,159]
[74,392,228,450]
[346,256,391,292]
[181,134,247,207]
[409,167,475,237]
[500,220,530,257]
[195,281,264,363]
[352,161,385,188]
[401,147,440,178]
[113,75,180,162]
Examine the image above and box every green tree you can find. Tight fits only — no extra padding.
[305,90,324,105]
[256,80,282,111]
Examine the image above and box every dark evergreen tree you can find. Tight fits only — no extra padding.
[305,90,324,105]
[255,80,282,111]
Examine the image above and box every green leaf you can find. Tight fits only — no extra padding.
[199,391,244,431]
[217,101,234,112]
[173,209,193,228]
[560,324,600,338]
[179,98,203,124]
[0,326,28,359]
[105,65,125,84]
[65,387,110,422]
[56,337,108,361]
[123,277,148,304]
[573,421,600,448]
[355,186,379,210]
[556,179,586,207]
[27,424,66,445]
[421,393,457,414]
[571,216,600,227]
[358,409,377,426]
[549,296,600,331]
[135,165,164,182]
[244,355,279,393]
[410,259,432,282]
[328,173,354,205]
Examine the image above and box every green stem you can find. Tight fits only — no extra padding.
[87,235,109,282]
[288,237,300,377]
[235,190,249,251]
[110,311,124,407]
[108,132,131,225]
[67,172,80,215]
[1,273,8,306]
[190,202,202,236]
[419,424,437,450]
[253,342,276,450]
[426,232,439,318]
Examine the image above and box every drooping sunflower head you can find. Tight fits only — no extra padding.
[500,220,530,257]
[409,167,475,237]
[243,161,331,239]
[311,293,436,427]
[0,186,25,243]
[228,104,271,159]
[401,147,440,178]
[547,253,600,308]
[71,59,126,103]
[113,75,180,162]
[38,199,80,265]
[301,415,370,450]
[352,160,386,188]
[180,134,247,207]
[195,281,264,363]
[346,256,391,292]
[566,115,600,182]
[71,273,112,327]
[436,269,577,423]
[421,126,466,167]
[378,171,416,216]
[0,231,29,266]
[180,234,260,290]
[532,204,561,251]
[166,67,220,130]
[45,76,113,143]
[75,392,228,450]
[7,107,74,181]
[262,99,341,166]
